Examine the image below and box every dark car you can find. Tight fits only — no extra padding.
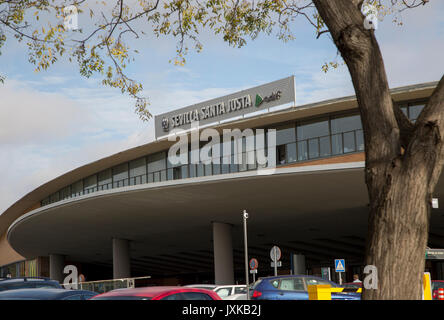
[250,275,360,300]
[0,277,62,292]
[0,288,98,300]
[91,286,222,300]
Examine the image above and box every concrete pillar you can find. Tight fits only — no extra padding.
[49,254,65,283]
[113,238,131,279]
[212,222,234,285]
[291,254,306,275]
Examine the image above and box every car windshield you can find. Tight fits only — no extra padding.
[0,282,60,291]
[91,296,152,300]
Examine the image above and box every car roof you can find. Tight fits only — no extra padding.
[0,277,57,283]
[0,288,96,299]
[95,286,213,298]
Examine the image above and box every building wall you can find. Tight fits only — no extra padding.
[0,233,25,267]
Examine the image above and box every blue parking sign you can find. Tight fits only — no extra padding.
[335,259,345,272]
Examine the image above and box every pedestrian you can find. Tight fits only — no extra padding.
[353,274,362,283]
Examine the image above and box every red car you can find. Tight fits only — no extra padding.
[90,286,222,300]
[432,280,444,300]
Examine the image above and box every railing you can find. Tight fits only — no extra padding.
[42,129,364,207]
[77,276,151,294]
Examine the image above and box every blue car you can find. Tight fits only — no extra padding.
[0,288,98,300]
[250,275,360,300]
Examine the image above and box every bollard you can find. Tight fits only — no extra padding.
[438,288,444,301]
[423,272,432,300]
[308,284,332,300]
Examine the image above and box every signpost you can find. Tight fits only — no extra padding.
[243,210,250,300]
[270,246,282,276]
[249,258,258,283]
[334,259,345,285]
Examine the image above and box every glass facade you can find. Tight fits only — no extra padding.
[40,102,426,207]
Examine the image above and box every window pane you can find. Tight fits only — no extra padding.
[297,119,329,140]
[129,158,147,181]
[409,104,424,121]
[276,125,296,146]
[277,145,286,165]
[197,163,205,177]
[297,141,308,161]
[148,152,166,173]
[330,114,362,134]
[50,192,59,203]
[60,186,71,200]
[84,175,97,193]
[71,180,83,197]
[98,169,112,190]
[113,163,129,187]
[356,130,365,151]
[331,133,343,155]
[343,131,356,153]
[320,136,331,157]
[308,138,319,159]
[287,143,297,163]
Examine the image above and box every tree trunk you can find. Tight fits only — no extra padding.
[313,0,444,299]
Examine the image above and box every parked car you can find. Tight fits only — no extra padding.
[0,288,98,300]
[342,282,362,288]
[91,286,222,300]
[223,293,247,300]
[184,284,217,290]
[250,275,360,300]
[0,277,62,292]
[185,284,248,299]
[432,280,444,300]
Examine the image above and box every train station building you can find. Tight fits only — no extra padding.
[1,77,443,285]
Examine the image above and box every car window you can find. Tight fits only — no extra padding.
[234,287,247,294]
[181,292,213,300]
[161,293,181,300]
[306,278,335,287]
[63,294,82,300]
[270,280,279,289]
[279,278,305,291]
[215,288,231,298]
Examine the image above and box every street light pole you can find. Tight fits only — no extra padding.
[243,210,249,300]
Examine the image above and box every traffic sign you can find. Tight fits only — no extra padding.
[270,246,281,262]
[250,269,258,274]
[249,258,259,270]
[335,259,345,272]
[271,261,282,268]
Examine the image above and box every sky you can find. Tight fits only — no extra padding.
[0,1,443,214]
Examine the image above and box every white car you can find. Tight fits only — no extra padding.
[223,293,247,300]
[185,284,248,299]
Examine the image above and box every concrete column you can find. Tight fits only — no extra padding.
[113,238,131,279]
[291,254,306,275]
[212,222,234,285]
[49,254,65,283]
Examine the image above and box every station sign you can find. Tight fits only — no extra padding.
[426,248,444,260]
[154,76,296,138]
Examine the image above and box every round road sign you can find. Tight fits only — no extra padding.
[249,258,259,270]
[270,246,281,262]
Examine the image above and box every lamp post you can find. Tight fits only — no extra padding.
[243,210,250,300]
